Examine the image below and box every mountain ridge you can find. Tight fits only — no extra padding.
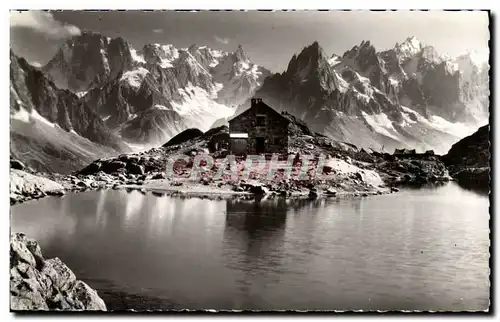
[10,32,489,174]
[40,31,270,148]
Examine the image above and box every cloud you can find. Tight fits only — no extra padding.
[152,28,164,33]
[30,61,42,68]
[214,35,230,45]
[10,10,81,39]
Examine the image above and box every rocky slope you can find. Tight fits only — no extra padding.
[442,124,490,190]
[10,50,129,173]
[237,37,489,154]
[43,32,270,148]
[10,233,106,311]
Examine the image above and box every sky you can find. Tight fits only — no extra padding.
[10,10,490,72]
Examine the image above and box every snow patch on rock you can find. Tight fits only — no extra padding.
[362,111,400,140]
[171,82,235,131]
[11,107,31,123]
[401,106,476,138]
[130,48,146,64]
[120,67,149,88]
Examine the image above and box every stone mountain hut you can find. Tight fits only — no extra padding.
[228,98,291,155]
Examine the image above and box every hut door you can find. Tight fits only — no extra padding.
[256,137,265,154]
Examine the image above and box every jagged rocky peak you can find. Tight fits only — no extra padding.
[286,41,328,75]
[234,44,249,62]
[142,43,179,66]
[342,40,375,59]
[302,41,324,59]
[395,36,424,57]
[420,45,442,63]
[43,31,134,92]
[54,31,113,62]
[188,44,221,70]
[342,40,384,74]
[177,48,199,66]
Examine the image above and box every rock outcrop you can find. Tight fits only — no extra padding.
[442,124,490,190]
[10,233,107,311]
[10,169,66,205]
[374,152,451,187]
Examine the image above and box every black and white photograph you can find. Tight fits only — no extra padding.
[8,9,491,313]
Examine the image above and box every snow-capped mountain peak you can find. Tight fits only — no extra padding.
[253,38,488,154]
[394,36,424,63]
[41,32,271,147]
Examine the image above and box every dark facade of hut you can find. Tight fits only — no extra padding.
[228,98,290,155]
[394,148,417,156]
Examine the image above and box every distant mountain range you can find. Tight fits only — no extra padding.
[10,32,489,173]
[42,32,270,148]
[233,37,489,154]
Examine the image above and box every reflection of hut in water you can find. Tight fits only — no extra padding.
[221,197,326,300]
[223,197,321,243]
[224,198,288,238]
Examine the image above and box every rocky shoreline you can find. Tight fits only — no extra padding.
[442,125,490,192]
[9,127,456,205]
[10,233,106,311]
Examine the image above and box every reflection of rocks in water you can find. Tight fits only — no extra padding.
[456,180,490,196]
[223,197,324,260]
[403,181,449,192]
[87,278,178,311]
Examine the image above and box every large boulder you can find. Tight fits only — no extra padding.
[10,159,25,170]
[10,170,65,204]
[10,233,107,311]
[126,163,145,175]
[77,161,102,175]
[163,128,204,147]
[101,161,127,174]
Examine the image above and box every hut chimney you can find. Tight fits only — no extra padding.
[251,98,262,107]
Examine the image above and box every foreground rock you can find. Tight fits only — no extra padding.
[372,152,451,187]
[10,233,106,311]
[10,169,65,205]
[442,125,490,191]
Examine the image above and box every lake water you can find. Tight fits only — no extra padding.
[10,182,490,311]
